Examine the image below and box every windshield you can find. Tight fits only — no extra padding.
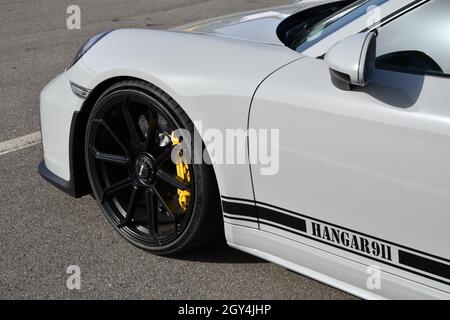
[294,0,388,52]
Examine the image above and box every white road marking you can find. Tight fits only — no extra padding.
[0,131,42,156]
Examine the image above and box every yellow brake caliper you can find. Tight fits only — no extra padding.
[171,132,191,211]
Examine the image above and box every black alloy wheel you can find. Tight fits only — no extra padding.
[85,80,222,255]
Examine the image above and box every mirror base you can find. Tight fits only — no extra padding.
[330,69,354,91]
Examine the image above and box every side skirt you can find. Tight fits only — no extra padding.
[225,223,450,300]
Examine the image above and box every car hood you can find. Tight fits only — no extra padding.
[171,1,332,45]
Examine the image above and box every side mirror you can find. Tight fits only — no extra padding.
[325,32,377,91]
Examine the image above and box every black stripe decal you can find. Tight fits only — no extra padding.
[256,200,450,264]
[221,200,257,219]
[258,206,307,233]
[260,220,449,286]
[221,195,255,204]
[223,214,257,224]
[399,251,450,280]
[221,196,450,285]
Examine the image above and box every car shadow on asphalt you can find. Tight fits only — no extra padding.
[175,237,266,264]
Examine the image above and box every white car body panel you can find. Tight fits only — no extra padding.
[39,0,450,299]
[64,29,301,201]
[40,73,84,180]
[249,56,450,295]
[172,1,335,45]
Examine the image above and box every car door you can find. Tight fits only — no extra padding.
[249,0,450,292]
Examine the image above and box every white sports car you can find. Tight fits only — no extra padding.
[39,0,450,299]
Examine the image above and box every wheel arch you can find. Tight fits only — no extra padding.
[70,76,142,197]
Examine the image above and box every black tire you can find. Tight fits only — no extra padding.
[85,80,223,255]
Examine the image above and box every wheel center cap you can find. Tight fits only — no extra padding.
[134,153,156,185]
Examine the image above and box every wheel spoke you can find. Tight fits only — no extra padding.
[121,97,142,147]
[118,186,139,228]
[143,117,158,153]
[151,186,176,222]
[145,189,158,235]
[90,146,130,165]
[93,119,129,155]
[156,169,192,191]
[101,177,133,203]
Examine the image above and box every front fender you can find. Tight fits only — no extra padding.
[66,29,301,200]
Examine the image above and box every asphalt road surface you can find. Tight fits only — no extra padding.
[0,0,355,299]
